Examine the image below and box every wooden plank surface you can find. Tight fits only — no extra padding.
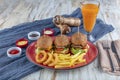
[0,0,120,80]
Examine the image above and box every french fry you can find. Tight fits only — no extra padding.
[55,65,70,68]
[58,54,71,61]
[56,62,70,66]
[79,59,86,63]
[58,57,71,60]
[59,53,70,56]
[74,59,86,65]
[58,60,70,62]
[70,53,86,66]
[51,50,54,54]
[78,53,86,62]
[71,52,80,59]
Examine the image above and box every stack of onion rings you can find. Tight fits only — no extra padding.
[35,51,58,67]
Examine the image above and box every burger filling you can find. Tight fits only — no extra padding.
[71,47,87,55]
[55,45,69,54]
[71,45,89,55]
[56,47,69,53]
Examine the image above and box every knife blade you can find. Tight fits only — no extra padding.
[111,41,120,66]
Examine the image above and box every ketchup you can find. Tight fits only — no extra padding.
[9,49,19,54]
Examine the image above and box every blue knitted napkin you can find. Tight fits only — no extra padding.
[0,8,114,80]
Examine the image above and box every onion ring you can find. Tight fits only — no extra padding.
[43,53,53,65]
[35,51,47,63]
[48,53,58,66]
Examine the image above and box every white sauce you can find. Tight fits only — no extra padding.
[44,30,53,34]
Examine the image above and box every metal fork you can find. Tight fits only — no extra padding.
[102,40,115,72]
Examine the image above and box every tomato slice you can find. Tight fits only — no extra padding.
[56,48,64,51]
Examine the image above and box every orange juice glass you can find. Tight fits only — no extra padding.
[81,1,100,41]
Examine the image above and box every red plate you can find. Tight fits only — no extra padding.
[26,41,98,70]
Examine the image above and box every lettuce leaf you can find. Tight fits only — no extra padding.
[35,48,41,54]
[71,47,86,55]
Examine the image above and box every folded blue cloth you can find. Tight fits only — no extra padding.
[0,8,114,80]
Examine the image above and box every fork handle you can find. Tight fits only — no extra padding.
[114,54,120,67]
[106,50,115,72]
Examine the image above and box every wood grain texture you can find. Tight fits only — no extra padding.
[0,0,120,80]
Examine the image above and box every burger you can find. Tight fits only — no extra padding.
[35,35,53,54]
[54,35,70,54]
[71,32,88,54]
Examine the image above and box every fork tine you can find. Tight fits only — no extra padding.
[102,40,110,49]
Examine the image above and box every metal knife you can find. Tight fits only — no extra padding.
[111,41,120,66]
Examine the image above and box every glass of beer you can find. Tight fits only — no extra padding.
[81,0,100,42]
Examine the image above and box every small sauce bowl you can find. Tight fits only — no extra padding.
[16,38,28,48]
[7,47,22,58]
[28,31,40,40]
[42,28,55,36]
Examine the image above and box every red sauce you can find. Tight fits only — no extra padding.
[9,49,19,54]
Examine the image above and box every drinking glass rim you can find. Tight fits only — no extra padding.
[80,0,100,7]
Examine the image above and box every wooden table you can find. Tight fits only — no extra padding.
[0,0,120,80]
